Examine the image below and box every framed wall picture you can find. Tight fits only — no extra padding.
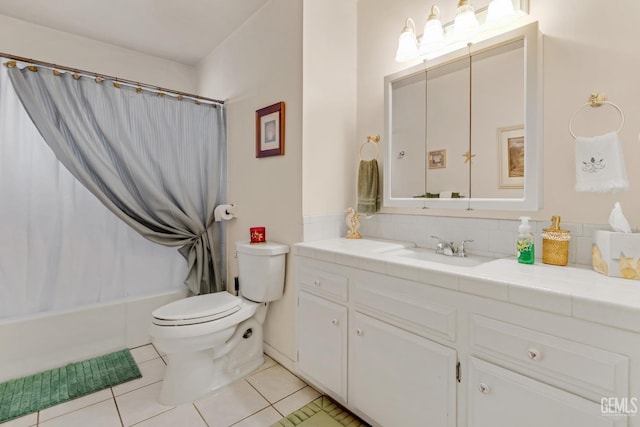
[428,149,446,169]
[498,125,524,188]
[256,102,285,158]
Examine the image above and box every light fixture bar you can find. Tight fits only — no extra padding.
[394,0,528,63]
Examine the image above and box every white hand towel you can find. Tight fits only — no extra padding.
[575,131,629,192]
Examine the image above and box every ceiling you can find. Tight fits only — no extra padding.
[0,0,269,65]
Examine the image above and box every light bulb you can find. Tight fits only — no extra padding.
[486,0,516,25]
[454,0,479,36]
[419,5,445,55]
[395,18,419,62]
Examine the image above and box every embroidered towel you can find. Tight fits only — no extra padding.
[575,131,628,192]
[357,159,380,214]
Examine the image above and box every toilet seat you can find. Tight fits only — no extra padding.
[152,292,241,326]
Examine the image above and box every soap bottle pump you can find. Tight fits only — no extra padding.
[517,216,535,264]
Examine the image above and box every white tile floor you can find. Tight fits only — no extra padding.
[2,345,321,427]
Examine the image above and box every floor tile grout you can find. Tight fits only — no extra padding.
[192,403,210,427]
[18,345,318,427]
[110,387,125,427]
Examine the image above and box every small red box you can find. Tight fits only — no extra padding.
[250,227,266,244]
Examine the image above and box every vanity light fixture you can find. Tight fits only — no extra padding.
[395,18,419,62]
[394,0,525,63]
[454,0,479,35]
[486,0,516,26]
[419,5,445,55]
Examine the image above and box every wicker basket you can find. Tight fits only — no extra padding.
[542,216,570,266]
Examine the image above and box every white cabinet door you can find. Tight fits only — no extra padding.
[297,291,348,401]
[468,357,627,427]
[349,311,457,427]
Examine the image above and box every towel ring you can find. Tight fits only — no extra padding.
[568,93,624,139]
[359,135,380,160]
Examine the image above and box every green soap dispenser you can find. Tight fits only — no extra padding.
[517,216,535,264]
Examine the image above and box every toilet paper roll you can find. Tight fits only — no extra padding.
[214,204,236,221]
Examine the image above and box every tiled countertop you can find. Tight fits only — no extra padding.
[293,238,640,334]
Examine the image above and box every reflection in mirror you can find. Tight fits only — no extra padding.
[390,69,426,198]
[384,21,540,211]
[426,57,470,200]
[470,39,524,199]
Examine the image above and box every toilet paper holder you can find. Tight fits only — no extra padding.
[214,204,237,221]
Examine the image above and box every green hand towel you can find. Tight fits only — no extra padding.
[357,159,380,214]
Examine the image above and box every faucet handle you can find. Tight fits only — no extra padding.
[456,239,474,257]
[431,235,446,254]
[431,236,455,256]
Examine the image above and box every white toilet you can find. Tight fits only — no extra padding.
[149,240,289,405]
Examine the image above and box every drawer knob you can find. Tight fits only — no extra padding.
[527,348,541,361]
[331,318,339,326]
[314,279,321,286]
[477,383,490,394]
[355,328,364,336]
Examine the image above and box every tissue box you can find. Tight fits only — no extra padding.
[592,230,640,280]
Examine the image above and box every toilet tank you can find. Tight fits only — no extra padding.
[235,240,289,302]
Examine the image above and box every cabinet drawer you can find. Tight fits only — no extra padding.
[296,259,348,301]
[468,357,627,427]
[351,270,456,341]
[469,315,629,399]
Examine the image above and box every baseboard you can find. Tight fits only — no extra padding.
[263,342,295,372]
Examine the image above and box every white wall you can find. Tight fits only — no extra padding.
[358,0,640,226]
[0,14,195,92]
[196,0,303,363]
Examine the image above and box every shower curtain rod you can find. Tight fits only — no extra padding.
[0,52,224,106]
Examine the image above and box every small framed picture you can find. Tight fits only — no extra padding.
[256,102,285,158]
[498,125,524,188]
[428,149,446,169]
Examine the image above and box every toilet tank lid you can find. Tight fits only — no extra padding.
[236,240,289,256]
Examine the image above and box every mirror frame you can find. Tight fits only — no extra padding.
[383,21,542,211]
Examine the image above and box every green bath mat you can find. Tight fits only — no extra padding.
[0,349,141,423]
[272,395,370,427]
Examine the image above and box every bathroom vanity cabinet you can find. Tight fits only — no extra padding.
[297,266,348,400]
[297,258,457,426]
[294,240,639,427]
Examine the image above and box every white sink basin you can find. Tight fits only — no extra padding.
[385,247,495,267]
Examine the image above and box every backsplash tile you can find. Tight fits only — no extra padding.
[303,213,608,267]
[303,214,346,241]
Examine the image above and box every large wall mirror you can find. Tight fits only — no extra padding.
[383,21,541,210]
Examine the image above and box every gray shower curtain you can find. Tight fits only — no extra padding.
[8,65,226,295]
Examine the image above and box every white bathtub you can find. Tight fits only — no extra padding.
[0,288,187,382]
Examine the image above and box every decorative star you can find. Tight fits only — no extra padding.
[462,151,476,164]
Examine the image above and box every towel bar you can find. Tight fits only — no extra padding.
[568,93,624,139]
[359,134,380,160]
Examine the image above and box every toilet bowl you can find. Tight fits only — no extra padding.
[149,240,289,405]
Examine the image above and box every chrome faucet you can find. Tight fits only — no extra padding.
[431,236,455,256]
[455,240,474,257]
[431,236,474,257]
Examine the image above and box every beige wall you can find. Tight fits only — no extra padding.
[6,0,638,366]
[0,14,195,92]
[196,0,303,363]
[358,0,640,226]
[302,0,357,216]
